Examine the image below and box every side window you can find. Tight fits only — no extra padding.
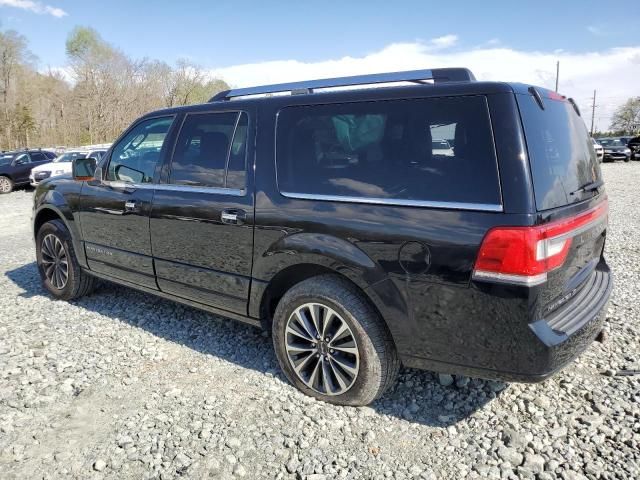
[170,111,247,189]
[30,152,46,162]
[226,112,248,189]
[14,153,31,164]
[107,116,174,183]
[276,96,500,205]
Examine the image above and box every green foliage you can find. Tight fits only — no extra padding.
[0,24,230,149]
[65,27,108,62]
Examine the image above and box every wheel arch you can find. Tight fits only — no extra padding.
[33,204,87,268]
[254,261,406,352]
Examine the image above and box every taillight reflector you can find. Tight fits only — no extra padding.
[473,200,608,286]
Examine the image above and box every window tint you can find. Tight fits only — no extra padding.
[44,151,57,159]
[517,94,602,210]
[227,112,248,189]
[170,111,247,189]
[30,152,47,161]
[108,116,173,183]
[276,96,500,205]
[14,153,30,164]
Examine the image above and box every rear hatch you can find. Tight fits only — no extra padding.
[517,88,608,320]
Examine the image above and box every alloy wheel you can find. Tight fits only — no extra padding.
[0,177,11,193]
[41,234,69,290]
[284,302,360,396]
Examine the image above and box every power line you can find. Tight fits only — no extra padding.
[590,90,597,136]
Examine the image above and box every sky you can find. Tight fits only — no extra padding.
[1,0,639,131]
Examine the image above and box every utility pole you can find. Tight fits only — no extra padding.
[590,90,597,136]
[555,61,560,92]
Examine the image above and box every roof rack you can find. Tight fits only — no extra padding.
[209,67,475,102]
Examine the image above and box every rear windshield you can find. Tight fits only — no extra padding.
[517,93,602,211]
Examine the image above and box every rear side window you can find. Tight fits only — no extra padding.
[276,96,501,206]
[170,111,247,189]
[517,94,602,211]
[30,152,47,161]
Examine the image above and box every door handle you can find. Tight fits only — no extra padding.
[221,209,246,225]
[124,200,138,212]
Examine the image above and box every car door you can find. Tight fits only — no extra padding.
[29,151,51,167]
[79,115,176,289]
[149,109,255,315]
[12,153,32,183]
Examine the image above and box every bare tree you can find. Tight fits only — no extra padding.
[0,25,229,150]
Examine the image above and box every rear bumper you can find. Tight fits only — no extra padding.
[400,264,612,383]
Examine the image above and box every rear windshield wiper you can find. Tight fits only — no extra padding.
[570,179,604,196]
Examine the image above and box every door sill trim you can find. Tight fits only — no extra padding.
[83,268,261,328]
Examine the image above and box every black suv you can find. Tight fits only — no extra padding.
[32,68,612,406]
[0,149,56,193]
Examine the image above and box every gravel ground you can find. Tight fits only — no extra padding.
[1,163,639,480]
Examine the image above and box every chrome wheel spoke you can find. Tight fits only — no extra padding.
[321,358,336,394]
[331,344,358,355]
[330,355,358,377]
[307,358,321,390]
[295,309,318,340]
[293,351,316,375]
[329,358,350,391]
[284,302,360,396]
[329,322,350,345]
[308,304,323,339]
[286,343,315,354]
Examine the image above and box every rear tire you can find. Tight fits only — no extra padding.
[36,219,95,300]
[272,274,399,406]
[0,176,13,194]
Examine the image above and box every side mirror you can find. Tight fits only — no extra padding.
[72,157,98,181]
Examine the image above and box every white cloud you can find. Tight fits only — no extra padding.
[429,34,458,49]
[208,38,640,131]
[0,0,67,18]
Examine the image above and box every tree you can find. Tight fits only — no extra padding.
[610,97,640,134]
[14,104,36,146]
[0,25,230,149]
[0,29,35,148]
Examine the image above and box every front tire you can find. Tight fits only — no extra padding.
[36,219,95,300]
[0,176,13,194]
[272,275,399,406]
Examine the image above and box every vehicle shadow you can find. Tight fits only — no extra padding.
[5,262,503,427]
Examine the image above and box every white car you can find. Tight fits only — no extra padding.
[30,150,106,186]
[432,139,454,157]
[591,138,604,162]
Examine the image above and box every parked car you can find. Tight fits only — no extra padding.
[597,138,632,162]
[432,139,455,156]
[32,68,612,406]
[628,135,640,160]
[591,138,604,162]
[0,149,56,193]
[29,149,107,186]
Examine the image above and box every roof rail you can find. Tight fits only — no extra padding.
[209,67,475,102]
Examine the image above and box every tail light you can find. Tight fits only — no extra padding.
[473,200,608,286]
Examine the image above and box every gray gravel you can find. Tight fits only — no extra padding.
[1,163,639,479]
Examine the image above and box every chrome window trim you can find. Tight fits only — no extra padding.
[136,182,244,196]
[279,191,503,212]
